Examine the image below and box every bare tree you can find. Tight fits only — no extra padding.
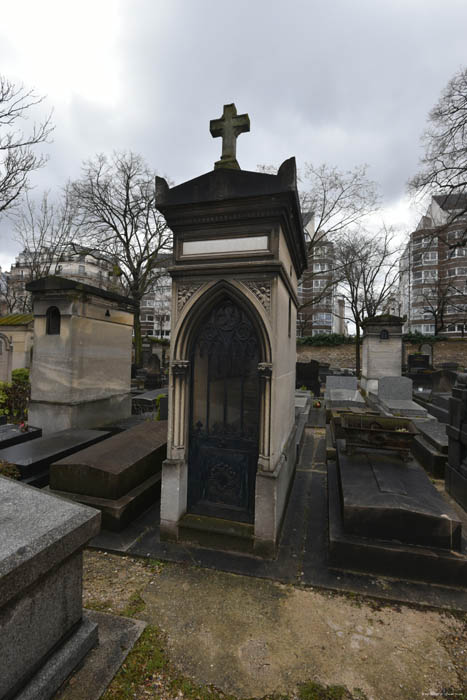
[0,76,53,215]
[2,190,77,311]
[409,66,467,246]
[71,151,172,365]
[258,162,380,335]
[299,163,381,251]
[334,226,400,374]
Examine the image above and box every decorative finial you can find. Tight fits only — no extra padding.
[210,103,250,170]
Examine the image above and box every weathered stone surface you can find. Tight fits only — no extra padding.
[325,375,357,393]
[0,477,100,605]
[378,376,412,401]
[50,421,167,499]
[49,421,167,530]
[336,440,462,550]
[0,477,100,700]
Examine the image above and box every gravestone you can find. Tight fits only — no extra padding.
[325,375,357,393]
[378,376,412,401]
[296,359,320,395]
[445,373,467,510]
[375,376,428,418]
[0,332,13,383]
[420,343,433,365]
[408,354,430,372]
[0,476,100,700]
[26,277,137,434]
[156,104,307,555]
[360,315,403,395]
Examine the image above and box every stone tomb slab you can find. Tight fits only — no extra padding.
[0,476,100,700]
[379,398,428,418]
[378,376,413,401]
[326,389,365,409]
[0,428,111,487]
[0,422,42,450]
[336,439,462,550]
[49,420,168,530]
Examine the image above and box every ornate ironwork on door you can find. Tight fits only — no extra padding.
[188,297,260,523]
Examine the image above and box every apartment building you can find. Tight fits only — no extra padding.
[139,254,173,339]
[3,246,119,312]
[399,195,467,335]
[296,215,346,337]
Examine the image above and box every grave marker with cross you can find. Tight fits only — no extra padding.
[210,103,250,170]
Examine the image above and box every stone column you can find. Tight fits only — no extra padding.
[160,359,190,540]
[257,362,272,471]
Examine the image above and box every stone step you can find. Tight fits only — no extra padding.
[426,403,450,424]
[431,393,451,410]
[411,434,447,478]
[47,472,162,532]
[178,513,254,554]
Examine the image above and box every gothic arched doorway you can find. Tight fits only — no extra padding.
[188,296,260,523]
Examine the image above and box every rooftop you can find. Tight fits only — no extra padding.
[0,313,34,326]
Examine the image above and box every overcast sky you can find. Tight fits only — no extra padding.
[1,0,467,270]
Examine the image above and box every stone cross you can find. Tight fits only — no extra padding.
[210,103,250,170]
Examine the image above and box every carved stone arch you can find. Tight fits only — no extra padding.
[0,332,12,352]
[0,332,13,383]
[173,280,272,365]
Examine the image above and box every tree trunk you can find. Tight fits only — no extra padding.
[355,325,361,377]
[133,306,142,367]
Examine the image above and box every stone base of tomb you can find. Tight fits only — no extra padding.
[49,421,167,531]
[15,614,98,700]
[327,441,467,586]
[160,422,300,557]
[0,478,100,700]
[445,462,467,512]
[28,393,132,434]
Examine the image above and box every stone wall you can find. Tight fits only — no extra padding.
[297,338,467,370]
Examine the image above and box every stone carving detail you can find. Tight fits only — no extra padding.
[171,360,190,376]
[243,280,271,313]
[177,283,202,311]
[258,362,273,379]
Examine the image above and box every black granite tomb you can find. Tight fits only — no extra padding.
[328,439,466,585]
[0,423,42,450]
[296,359,320,396]
[0,429,111,487]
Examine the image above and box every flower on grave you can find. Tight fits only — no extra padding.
[313,400,322,408]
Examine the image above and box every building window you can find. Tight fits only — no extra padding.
[46,306,61,335]
[422,251,438,263]
[78,264,85,274]
[379,329,389,340]
[146,315,154,322]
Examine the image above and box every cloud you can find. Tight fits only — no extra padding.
[1,0,467,270]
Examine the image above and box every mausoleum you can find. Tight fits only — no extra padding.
[156,104,307,555]
[27,276,137,433]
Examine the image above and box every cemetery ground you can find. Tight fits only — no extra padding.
[74,549,467,700]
